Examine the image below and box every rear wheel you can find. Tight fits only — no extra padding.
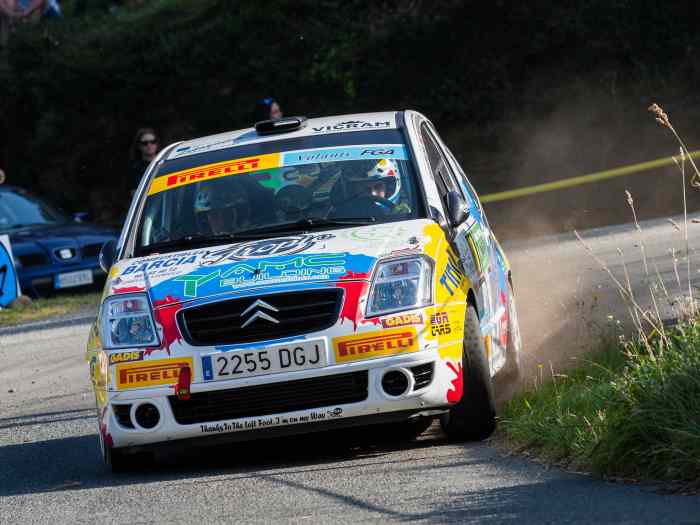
[440,305,496,441]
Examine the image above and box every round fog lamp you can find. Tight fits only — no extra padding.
[382,370,409,397]
[134,403,160,429]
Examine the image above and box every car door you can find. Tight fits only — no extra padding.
[418,123,494,327]
[438,140,510,372]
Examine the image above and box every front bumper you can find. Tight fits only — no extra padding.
[101,348,455,450]
[19,263,105,296]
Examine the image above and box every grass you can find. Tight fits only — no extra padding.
[0,292,100,327]
[500,324,700,490]
[500,103,700,491]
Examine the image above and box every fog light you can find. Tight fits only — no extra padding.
[382,370,409,397]
[134,403,160,429]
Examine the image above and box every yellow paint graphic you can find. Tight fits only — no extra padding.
[147,153,281,195]
[481,150,700,203]
[116,357,193,390]
[333,327,419,363]
[421,224,469,361]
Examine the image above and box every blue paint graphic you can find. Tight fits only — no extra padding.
[149,251,375,301]
[282,145,407,167]
[0,243,18,308]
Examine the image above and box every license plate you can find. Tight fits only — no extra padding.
[202,339,327,382]
[55,269,94,289]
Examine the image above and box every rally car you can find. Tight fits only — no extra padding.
[87,111,522,471]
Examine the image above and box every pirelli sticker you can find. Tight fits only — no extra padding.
[116,357,193,390]
[333,327,419,363]
[147,153,281,195]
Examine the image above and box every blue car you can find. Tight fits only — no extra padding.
[0,185,118,297]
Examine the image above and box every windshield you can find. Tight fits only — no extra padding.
[135,130,423,255]
[0,189,68,230]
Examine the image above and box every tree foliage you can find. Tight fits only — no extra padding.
[0,0,697,218]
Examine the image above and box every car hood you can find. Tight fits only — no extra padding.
[9,223,118,257]
[108,219,438,306]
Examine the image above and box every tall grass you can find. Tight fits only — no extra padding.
[501,104,700,491]
[502,323,700,490]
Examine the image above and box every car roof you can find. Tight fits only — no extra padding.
[165,111,401,161]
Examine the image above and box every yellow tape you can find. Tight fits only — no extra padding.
[480,150,700,203]
[147,153,281,195]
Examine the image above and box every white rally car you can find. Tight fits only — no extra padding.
[87,111,522,471]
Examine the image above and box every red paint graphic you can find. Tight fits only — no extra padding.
[336,271,376,330]
[499,291,509,348]
[113,285,146,294]
[100,408,113,448]
[148,295,183,355]
[174,365,192,400]
[100,423,114,448]
[446,361,463,403]
[339,270,370,280]
[336,280,367,330]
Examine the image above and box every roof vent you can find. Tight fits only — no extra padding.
[255,116,307,135]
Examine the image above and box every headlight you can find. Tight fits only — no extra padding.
[101,293,159,349]
[366,256,433,317]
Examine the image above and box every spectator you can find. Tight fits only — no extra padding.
[128,127,159,191]
[253,97,283,122]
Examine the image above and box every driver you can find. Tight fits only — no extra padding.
[335,159,409,217]
[194,179,251,234]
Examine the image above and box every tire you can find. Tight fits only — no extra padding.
[499,281,523,383]
[99,432,143,473]
[440,304,496,441]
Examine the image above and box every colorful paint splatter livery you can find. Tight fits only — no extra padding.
[87,111,521,470]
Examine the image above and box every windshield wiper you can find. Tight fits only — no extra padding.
[136,233,240,256]
[232,217,377,236]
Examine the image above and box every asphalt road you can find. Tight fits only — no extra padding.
[1,217,700,524]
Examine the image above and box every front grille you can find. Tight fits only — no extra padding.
[411,362,434,390]
[81,243,103,258]
[112,404,134,428]
[18,253,49,267]
[169,370,368,425]
[179,289,343,346]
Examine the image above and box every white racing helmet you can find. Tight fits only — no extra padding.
[365,158,401,204]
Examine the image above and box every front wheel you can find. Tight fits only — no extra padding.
[99,431,144,473]
[440,305,496,441]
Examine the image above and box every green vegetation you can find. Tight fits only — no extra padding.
[0,292,100,326]
[501,323,700,491]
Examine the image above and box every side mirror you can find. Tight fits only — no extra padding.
[99,240,117,273]
[446,190,469,227]
[73,212,90,223]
